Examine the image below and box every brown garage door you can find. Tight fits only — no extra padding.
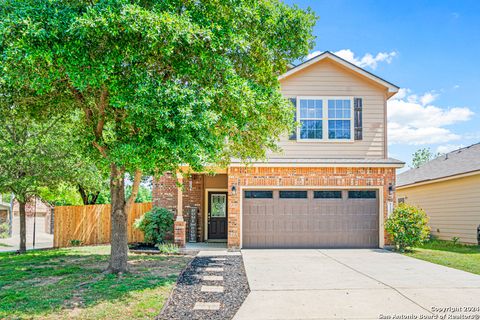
[242,189,379,249]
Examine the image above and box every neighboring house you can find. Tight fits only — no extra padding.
[397,143,480,244]
[12,197,52,218]
[153,51,404,249]
[0,202,10,225]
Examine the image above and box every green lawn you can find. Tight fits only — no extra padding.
[405,240,480,275]
[0,245,191,319]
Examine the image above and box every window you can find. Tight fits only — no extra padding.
[348,191,377,199]
[314,191,342,199]
[244,191,273,199]
[297,97,353,141]
[299,99,323,139]
[279,191,308,199]
[328,99,351,139]
[398,197,405,204]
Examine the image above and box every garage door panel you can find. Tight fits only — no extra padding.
[243,189,379,249]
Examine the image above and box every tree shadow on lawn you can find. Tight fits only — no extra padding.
[0,247,190,319]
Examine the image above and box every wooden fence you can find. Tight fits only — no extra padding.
[53,202,152,248]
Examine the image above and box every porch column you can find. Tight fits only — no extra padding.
[174,172,186,247]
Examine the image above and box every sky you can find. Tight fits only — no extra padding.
[283,0,480,169]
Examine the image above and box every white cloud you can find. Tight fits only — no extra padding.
[419,92,438,106]
[306,50,321,61]
[453,84,460,89]
[388,89,474,145]
[305,49,398,70]
[436,144,464,154]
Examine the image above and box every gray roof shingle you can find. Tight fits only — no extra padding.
[397,143,480,187]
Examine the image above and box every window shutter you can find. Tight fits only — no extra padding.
[354,97,363,140]
[288,97,297,140]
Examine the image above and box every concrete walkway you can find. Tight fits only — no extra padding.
[234,249,480,320]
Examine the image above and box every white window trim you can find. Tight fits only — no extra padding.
[296,96,354,143]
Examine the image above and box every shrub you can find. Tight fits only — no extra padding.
[156,243,179,254]
[0,223,9,239]
[385,203,430,252]
[70,239,82,246]
[134,207,174,245]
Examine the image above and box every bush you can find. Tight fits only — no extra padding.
[0,223,9,239]
[70,239,82,246]
[156,243,179,254]
[134,207,174,245]
[385,203,430,252]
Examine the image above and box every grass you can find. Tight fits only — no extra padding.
[405,239,480,275]
[0,242,12,247]
[0,245,192,319]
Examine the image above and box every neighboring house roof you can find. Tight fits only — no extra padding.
[397,143,480,187]
[279,51,400,98]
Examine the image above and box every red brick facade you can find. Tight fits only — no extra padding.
[152,173,204,242]
[226,166,396,249]
[152,166,396,249]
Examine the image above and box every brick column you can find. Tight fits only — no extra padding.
[174,172,186,247]
[174,220,186,247]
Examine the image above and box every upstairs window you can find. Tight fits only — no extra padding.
[328,99,351,140]
[299,99,323,139]
[297,97,353,141]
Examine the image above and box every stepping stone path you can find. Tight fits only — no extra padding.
[159,255,249,320]
[195,258,225,313]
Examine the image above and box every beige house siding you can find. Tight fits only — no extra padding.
[272,59,388,160]
[397,174,480,244]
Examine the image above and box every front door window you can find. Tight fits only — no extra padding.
[210,194,226,217]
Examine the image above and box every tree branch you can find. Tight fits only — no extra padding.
[95,86,108,140]
[92,141,107,158]
[125,169,142,214]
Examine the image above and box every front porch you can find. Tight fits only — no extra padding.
[152,172,230,248]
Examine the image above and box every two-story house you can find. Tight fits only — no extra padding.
[152,51,404,249]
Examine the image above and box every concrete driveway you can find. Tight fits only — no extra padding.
[234,249,480,320]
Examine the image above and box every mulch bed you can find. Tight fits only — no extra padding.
[158,255,250,320]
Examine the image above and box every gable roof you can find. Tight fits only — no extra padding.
[280,51,399,98]
[397,143,480,187]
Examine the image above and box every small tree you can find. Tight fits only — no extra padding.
[385,203,430,252]
[134,207,174,245]
[0,85,79,252]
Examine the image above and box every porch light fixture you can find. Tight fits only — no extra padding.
[231,184,237,195]
[388,183,395,196]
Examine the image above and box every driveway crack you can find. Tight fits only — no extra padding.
[316,250,433,315]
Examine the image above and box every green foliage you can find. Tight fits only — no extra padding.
[38,184,83,206]
[134,207,174,245]
[156,243,179,254]
[0,0,317,176]
[0,223,9,239]
[411,148,440,169]
[0,84,79,204]
[0,194,12,203]
[452,237,460,245]
[385,203,430,252]
[70,239,82,247]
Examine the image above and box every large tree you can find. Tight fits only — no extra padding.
[0,84,78,252]
[1,0,316,272]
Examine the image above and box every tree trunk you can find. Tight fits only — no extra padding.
[125,169,142,215]
[18,201,26,253]
[107,163,128,274]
